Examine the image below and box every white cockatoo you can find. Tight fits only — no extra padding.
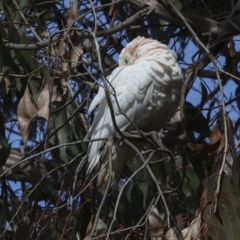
[85,36,183,189]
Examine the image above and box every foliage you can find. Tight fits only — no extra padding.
[0,0,240,239]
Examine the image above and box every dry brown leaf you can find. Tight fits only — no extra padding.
[188,213,202,240]
[187,125,223,155]
[55,40,67,57]
[186,140,221,155]
[0,76,10,98]
[165,213,202,240]
[148,207,165,240]
[17,77,61,152]
[67,0,79,28]
[200,189,208,208]
[226,114,234,134]
[209,125,221,144]
[61,62,69,95]
[165,227,182,240]
[70,31,83,68]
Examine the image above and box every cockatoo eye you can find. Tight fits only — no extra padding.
[125,58,129,65]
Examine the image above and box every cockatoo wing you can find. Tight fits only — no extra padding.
[84,60,157,173]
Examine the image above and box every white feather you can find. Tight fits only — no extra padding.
[84,37,183,189]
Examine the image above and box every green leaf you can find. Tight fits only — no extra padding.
[218,173,240,239]
[0,135,10,166]
[118,181,144,226]
[203,204,226,240]
[51,101,76,164]
[93,218,107,237]
[181,164,200,209]
[37,220,63,240]
[187,130,206,181]
[28,79,41,98]
[0,113,10,166]
[199,81,208,109]
[19,0,30,10]
[8,25,25,72]
[232,165,240,218]
[207,173,217,202]
[19,31,45,75]
[174,0,182,10]
[185,101,210,137]
[65,99,88,153]
[137,181,151,209]
[0,199,6,234]
[14,219,30,240]
[34,0,55,17]
[14,0,30,23]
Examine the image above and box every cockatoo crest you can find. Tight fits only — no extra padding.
[85,36,183,189]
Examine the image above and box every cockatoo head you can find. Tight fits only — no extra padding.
[119,36,175,66]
